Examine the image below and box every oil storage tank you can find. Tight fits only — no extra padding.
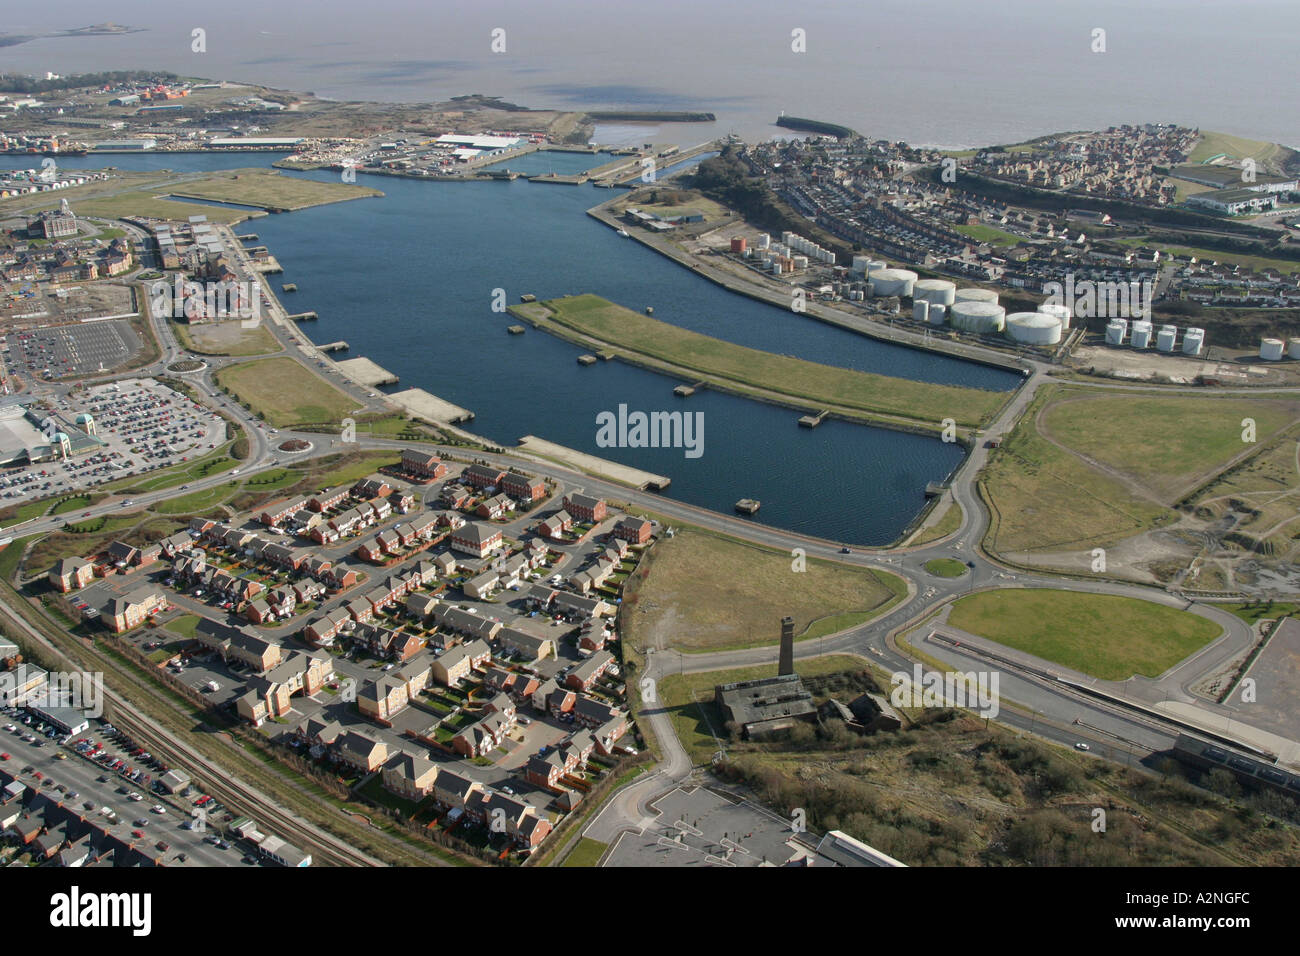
[869,268,917,297]
[852,256,886,276]
[1156,324,1177,353]
[913,300,930,323]
[1105,319,1127,345]
[1182,327,1205,356]
[929,303,947,326]
[1260,337,1285,361]
[955,288,999,305]
[948,300,1005,333]
[1288,337,1300,359]
[1130,321,1153,349]
[1037,302,1072,330]
[1005,311,1063,345]
[912,278,956,306]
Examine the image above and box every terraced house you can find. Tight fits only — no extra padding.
[107,587,164,633]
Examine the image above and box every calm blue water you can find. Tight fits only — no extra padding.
[6,151,1013,544]
[481,150,612,176]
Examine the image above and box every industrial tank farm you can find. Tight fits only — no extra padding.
[948,300,1006,334]
[1005,311,1063,345]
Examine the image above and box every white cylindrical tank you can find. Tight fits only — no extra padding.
[948,301,1006,333]
[913,300,930,323]
[954,288,999,306]
[793,255,809,270]
[1260,337,1285,361]
[865,281,875,297]
[929,303,947,326]
[1130,321,1153,349]
[757,233,770,250]
[868,268,917,297]
[912,278,956,306]
[1037,302,1072,331]
[1183,327,1205,356]
[1288,337,1300,359]
[1156,325,1177,353]
[1105,320,1127,345]
[1005,312,1063,345]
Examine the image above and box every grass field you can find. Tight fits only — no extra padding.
[171,319,281,357]
[52,190,250,224]
[953,224,1022,247]
[924,558,968,577]
[658,655,868,765]
[909,500,963,546]
[981,385,1298,554]
[516,295,1007,429]
[166,169,382,211]
[559,837,608,867]
[621,526,906,656]
[947,589,1221,680]
[1187,131,1296,167]
[216,357,360,427]
[982,388,1172,553]
[1040,392,1300,501]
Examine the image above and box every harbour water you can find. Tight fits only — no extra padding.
[5,151,1021,545]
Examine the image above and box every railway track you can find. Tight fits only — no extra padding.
[0,589,433,868]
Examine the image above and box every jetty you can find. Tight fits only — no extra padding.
[388,387,474,424]
[236,233,259,242]
[319,340,349,353]
[735,498,761,515]
[335,356,398,387]
[516,435,670,491]
[577,354,598,366]
[288,311,318,322]
[925,481,950,498]
[674,382,704,397]
[507,325,526,335]
[798,410,829,428]
[282,283,297,293]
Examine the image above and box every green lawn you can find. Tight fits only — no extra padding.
[622,524,907,655]
[1220,603,1299,626]
[515,294,1007,428]
[216,357,361,427]
[924,558,968,578]
[1042,393,1300,500]
[559,837,608,868]
[947,589,1221,680]
[168,169,382,211]
[953,224,1021,248]
[162,614,202,639]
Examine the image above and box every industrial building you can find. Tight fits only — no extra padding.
[714,673,817,739]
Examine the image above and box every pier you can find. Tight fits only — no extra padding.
[674,381,704,397]
[735,498,761,515]
[388,387,474,424]
[798,410,829,428]
[236,233,259,242]
[288,311,318,322]
[507,325,526,335]
[282,283,298,293]
[319,340,349,352]
[335,356,398,386]
[516,435,670,491]
[577,354,598,365]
